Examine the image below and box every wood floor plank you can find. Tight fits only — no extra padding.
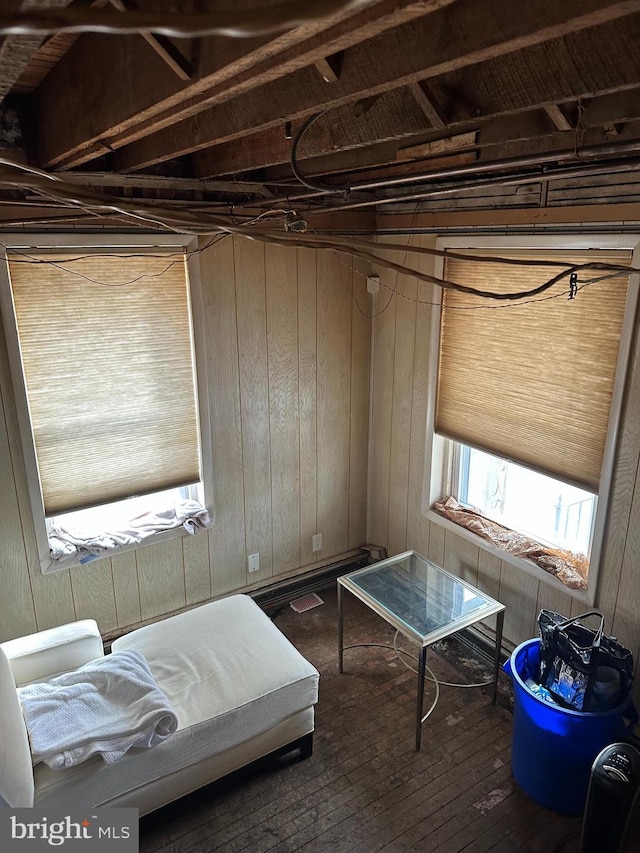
[138,586,640,853]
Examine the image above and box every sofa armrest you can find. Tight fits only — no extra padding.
[0,619,104,686]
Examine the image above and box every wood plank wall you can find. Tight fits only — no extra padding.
[367,233,640,702]
[2,224,639,705]
[0,236,370,641]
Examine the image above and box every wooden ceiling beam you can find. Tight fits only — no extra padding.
[115,0,640,173]
[0,0,73,102]
[198,83,640,184]
[408,81,447,129]
[109,0,192,81]
[195,87,428,178]
[35,0,451,169]
[314,53,343,83]
[544,104,573,131]
[474,118,640,162]
[194,38,640,181]
[431,17,640,124]
[58,170,272,196]
[281,116,640,191]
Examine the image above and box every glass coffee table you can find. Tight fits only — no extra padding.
[338,550,505,750]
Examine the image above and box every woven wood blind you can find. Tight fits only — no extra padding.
[8,251,201,516]
[436,250,632,493]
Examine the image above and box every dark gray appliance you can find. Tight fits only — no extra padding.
[581,742,640,853]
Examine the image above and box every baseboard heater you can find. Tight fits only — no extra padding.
[252,547,379,613]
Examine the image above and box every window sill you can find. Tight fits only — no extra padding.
[425,507,594,605]
[40,523,208,575]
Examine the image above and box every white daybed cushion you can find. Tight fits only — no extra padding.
[33,594,319,809]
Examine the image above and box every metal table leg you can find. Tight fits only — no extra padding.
[415,646,427,750]
[337,582,344,674]
[492,609,505,705]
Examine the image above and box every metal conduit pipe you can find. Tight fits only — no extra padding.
[322,158,640,212]
[231,138,640,211]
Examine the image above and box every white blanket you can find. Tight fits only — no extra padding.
[49,499,213,563]
[17,650,178,769]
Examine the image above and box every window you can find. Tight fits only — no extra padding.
[426,236,639,599]
[456,444,596,556]
[0,235,212,573]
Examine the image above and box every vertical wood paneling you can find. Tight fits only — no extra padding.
[0,380,37,640]
[406,238,436,560]
[266,243,300,575]
[111,550,141,628]
[536,580,575,620]
[443,529,479,587]
[367,231,640,654]
[0,313,66,635]
[427,519,445,566]
[235,238,273,579]
[604,324,640,674]
[348,260,371,549]
[388,243,418,557]
[29,571,76,632]
[70,558,118,633]
[477,549,502,635]
[0,237,372,641]
[2,228,640,655]
[136,538,185,621]
[611,461,640,657]
[201,236,247,595]
[182,529,211,606]
[317,250,352,557]
[297,248,318,566]
[597,332,640,619]
[367,240,398,547]
[499,561,539,646]
[477,549,501,602]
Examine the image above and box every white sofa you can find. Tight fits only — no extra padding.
[0,594,319,814]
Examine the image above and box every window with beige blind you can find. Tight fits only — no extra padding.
[0,235,212,574]
[427,236,639,600]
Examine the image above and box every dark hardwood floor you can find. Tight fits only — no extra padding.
[139,587,640,853]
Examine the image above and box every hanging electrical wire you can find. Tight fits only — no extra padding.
[0,0,350,38]
[290,111,351,199]
[0,158,636,301]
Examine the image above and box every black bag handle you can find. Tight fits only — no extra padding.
[555,610,605,647]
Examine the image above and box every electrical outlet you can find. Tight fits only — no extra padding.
[248,553,260,573]
[312,533,323,552]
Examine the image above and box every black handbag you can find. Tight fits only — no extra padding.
[538,609,634,711]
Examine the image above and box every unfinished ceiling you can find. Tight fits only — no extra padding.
[1,0,640,229]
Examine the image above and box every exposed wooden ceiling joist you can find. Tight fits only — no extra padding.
[34,0,451,169]
[191,36,640,182]
[0,0,73,102]
[544,104,573,132]
[111,0,640,173]
[408,82,448,130]
[2,0,640,225]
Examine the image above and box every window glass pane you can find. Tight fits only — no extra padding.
[48,483,200,538]
[458,444,595,556]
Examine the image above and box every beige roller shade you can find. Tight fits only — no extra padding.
[8,251,201,516]
[436,249,632,493]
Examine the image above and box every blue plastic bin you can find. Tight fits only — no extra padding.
[504,638,636,814]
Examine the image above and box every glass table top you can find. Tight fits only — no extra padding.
[338,550,505,646]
